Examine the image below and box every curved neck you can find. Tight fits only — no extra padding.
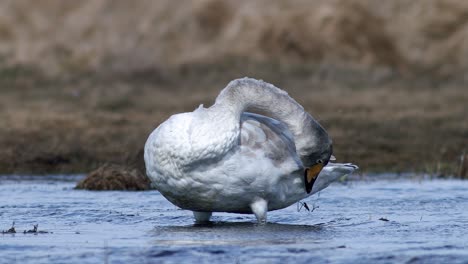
[213,78,331,165]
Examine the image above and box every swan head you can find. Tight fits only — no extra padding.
[300,120,333,172]
[310,142,334,166]
[300,122,334,193]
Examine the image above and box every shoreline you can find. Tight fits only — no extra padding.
[1,62,467,177]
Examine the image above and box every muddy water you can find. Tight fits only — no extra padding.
[1,176,467,264]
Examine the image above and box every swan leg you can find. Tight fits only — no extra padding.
[250,198,268,224]
[193,211,212,223]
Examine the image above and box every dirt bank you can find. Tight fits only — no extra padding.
[1,61,466,176]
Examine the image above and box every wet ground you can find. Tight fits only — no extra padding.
[1,175,467,264]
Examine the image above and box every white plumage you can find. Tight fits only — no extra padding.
[144,78,357,223]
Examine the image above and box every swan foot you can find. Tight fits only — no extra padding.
[250,198,268,224]
[193,211,212,223]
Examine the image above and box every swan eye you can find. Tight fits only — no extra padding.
[316,159,323,164]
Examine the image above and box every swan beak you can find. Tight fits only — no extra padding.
[304,164,324,193]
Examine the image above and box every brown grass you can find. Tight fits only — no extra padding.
[76,164,150,191]
[0,0,468,76]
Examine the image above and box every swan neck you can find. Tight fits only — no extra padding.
[214,78,331,165]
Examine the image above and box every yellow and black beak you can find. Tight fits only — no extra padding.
[304,163,324,193]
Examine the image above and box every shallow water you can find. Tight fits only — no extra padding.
[1,176,468,264]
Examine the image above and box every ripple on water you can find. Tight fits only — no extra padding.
[1,178,468,264]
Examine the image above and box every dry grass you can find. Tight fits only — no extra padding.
[0,0,468,76]
[76,164,150,191]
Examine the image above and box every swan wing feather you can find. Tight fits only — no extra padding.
[240,112,302,171]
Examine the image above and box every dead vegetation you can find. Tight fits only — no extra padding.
[1,222,48,234]
[76,164,150,191]
[460,154,468,179]
[1,222,16,234]
[23,224,49,234]
[0,0,468,76]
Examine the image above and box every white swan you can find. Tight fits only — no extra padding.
[144,78,357,223]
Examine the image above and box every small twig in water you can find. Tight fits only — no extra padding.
[311,204,319,212]
[297,202,319,212]
[24,224,39,233]
[23,224,49,234]
[379,217,389,222]
[297,201,307,212]
[2,221,16,234]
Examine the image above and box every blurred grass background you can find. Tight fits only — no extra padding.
[0,0,467,176]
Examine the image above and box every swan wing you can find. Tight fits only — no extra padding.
[240,112,302,171]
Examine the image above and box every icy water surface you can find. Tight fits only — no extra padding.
[1,176,468,264]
